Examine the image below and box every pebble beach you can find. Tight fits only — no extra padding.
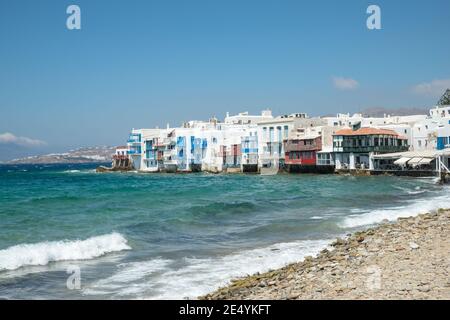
[201,209,450,300]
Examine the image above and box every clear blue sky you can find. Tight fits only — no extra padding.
[0,0,449,160]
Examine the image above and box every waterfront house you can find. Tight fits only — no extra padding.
[257,114,326,172]
[284,130,321,173]
[112,146,130,169]
[127,129,143,170]
[284,126,339,173]
[241,128,259,173]
[333,126,409,170]
[436,120,450,152]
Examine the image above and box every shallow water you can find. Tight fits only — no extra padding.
[0,163,447,299]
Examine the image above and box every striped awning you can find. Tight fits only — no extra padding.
[418,158,434,165]
[394,157,411,165]
[408,157,423,166]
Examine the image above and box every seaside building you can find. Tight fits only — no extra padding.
[257,114,326,172]
[437,123,450,151]
[224,110,273,125]
[112,146,130,169]
[369,92,450,175]
[219,110,272,173]
[123,90,450,175]
[127,129,144,170]
[284,126,338,173]
[333,126,409,170]
[241,128,259,173]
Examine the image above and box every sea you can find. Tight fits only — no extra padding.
[0,163,448,299]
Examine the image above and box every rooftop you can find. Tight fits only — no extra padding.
[334,127,400,137]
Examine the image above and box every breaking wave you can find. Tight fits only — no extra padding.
[0,233,131,271]
[339,188,450,228]
[83,239,332,299]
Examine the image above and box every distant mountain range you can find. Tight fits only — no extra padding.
[360,107,429,117]
[4,146,116,164]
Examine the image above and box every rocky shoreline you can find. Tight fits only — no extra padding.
[201,209,450,300]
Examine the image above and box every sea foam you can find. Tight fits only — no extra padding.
[83,239,332,299]
[0,233,131,271]
[339,189,450,228]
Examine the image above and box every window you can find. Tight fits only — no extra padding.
[284,126,289,138]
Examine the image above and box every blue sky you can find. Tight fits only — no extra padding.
[1,0,449,160]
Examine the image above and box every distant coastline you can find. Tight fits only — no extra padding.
[2,146,115,165]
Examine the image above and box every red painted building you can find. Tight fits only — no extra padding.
[284,135,322,166]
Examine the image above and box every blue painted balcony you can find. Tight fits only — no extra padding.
[242,148,258,154]
[127,148,142,155]
[127,133,142,144]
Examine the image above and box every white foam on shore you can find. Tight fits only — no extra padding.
[83,239,332,299]
[0,233,131,271]
[340,189,450,228]
[84,258,172,296]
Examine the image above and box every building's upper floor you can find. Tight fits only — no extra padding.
[224,110,273,125]
[333,127,409,153]
[430,105,450,118]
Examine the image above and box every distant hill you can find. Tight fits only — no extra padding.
[5,146,116,164]
[360,107,429,117]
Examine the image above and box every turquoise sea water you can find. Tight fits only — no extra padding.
[0,163,448,299]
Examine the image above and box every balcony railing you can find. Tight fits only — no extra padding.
[242,148,258,154]
[285,143,321,152]
[113,155,129,160]
[127,140,141,145]
[128,133,141,144]
[127,149,141,155]
[334,145,409,153]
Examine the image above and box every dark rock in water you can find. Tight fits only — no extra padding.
[96,165,133,173]
[96,166,112,173]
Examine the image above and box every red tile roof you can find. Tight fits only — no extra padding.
[334,127,400,136]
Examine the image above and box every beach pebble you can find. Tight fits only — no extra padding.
[409,242,420,250]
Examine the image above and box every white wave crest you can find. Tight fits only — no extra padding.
[83,239,332,299]
[0,233,131,271]
[339,190,450,228]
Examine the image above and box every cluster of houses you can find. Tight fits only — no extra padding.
[114,90,450,177]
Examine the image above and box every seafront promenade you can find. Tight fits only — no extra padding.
[201,209,450,300]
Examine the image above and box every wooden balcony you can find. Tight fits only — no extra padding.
[284,137,322,152]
